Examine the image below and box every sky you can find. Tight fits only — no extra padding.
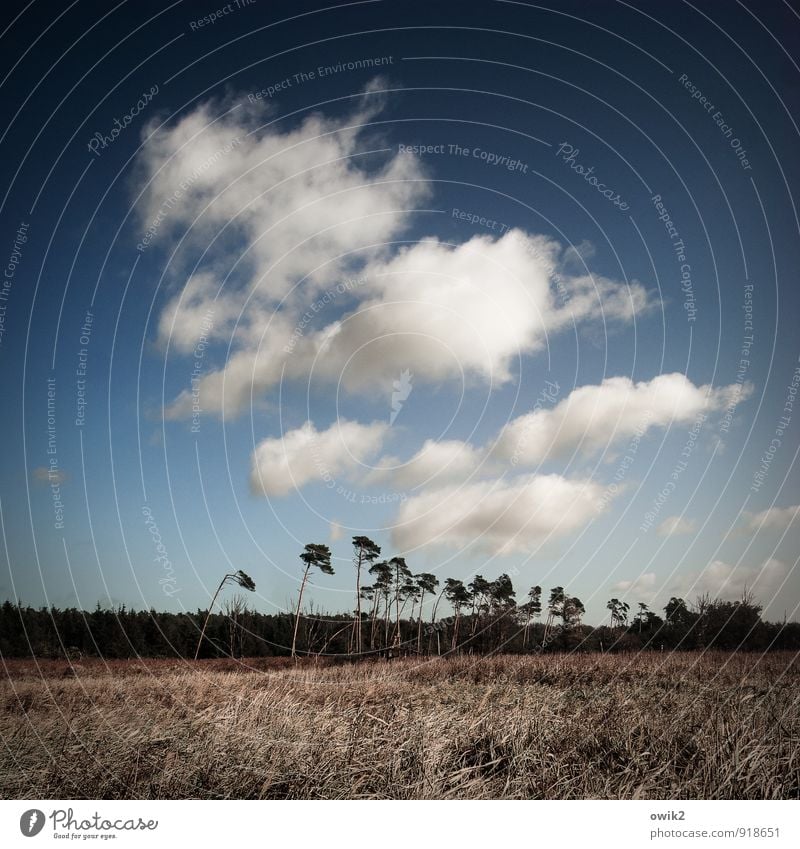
[0,0,798,626]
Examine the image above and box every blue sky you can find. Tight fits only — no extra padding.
[0,0,798,625]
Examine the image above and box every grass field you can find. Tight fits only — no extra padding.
[1,652,798,799]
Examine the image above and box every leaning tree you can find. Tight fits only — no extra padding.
[350,536,381,654]
[291,543,333,658]
[194,570,256,660]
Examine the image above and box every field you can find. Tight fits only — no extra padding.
[1,652,798,799]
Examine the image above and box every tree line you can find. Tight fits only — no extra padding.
[2,536,798,658]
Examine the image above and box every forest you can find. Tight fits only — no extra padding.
[2,538,798,658]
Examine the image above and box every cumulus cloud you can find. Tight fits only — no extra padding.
[140,89,658,419]
[138,90,425,307]
[742,505,799,532]
[365,438,487,490]
[249,419,387,497]
[244,374,752,504]
[492,373,752,466]
[391,473,611,555]
[657,515,699,537]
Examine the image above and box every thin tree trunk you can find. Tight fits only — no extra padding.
[416,590,425,654]
[194,574,230,660]
[369,594,380,650]
[291,565,310,658]
[383,592,390,652]
[451,609,461,652]
[353,549,363,655]
[394,564,401,645]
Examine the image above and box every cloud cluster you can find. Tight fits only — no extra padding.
[140,92,657,420]
[492,373,752,466]
[742,505,799,532]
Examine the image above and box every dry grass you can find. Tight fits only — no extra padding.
[1,652,798,799]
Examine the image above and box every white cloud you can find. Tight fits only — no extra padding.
[139,90,425,308]
[742,505,799,532]
[656,515,699,537]
[391,473,611,555]
[249,419,387,497]
[493,373,752,466]
[329,521,343,542]
[166,230,656,418]
[139,91,657,419]
[365,438,486,490]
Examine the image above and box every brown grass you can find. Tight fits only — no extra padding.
[1,652,798,799]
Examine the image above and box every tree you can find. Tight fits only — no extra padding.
[291,544,333,658]
[543,586,564,645]
[350,536,381,654]
[194,570,255,660]
[664,597,689,624]
[414,573,439,654]
[444,578,470,651]
[389,557,412,651]
[606,598,630,629]
[369,560,393,649]
[522,585,542,648]
[468,575,491,636]
[563,595,585,628]
[224,594,248,659]
[634,602,649,633]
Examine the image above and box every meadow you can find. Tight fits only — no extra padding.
[1,652,798,800]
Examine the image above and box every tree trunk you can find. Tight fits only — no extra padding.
[353,548,363,655]
[523,606,532,649]
[416,590,425,654]
[451,609,461,652]
[291,565,311,658]
[194,574,230,660]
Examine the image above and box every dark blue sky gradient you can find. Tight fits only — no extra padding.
[0,0,798,625]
